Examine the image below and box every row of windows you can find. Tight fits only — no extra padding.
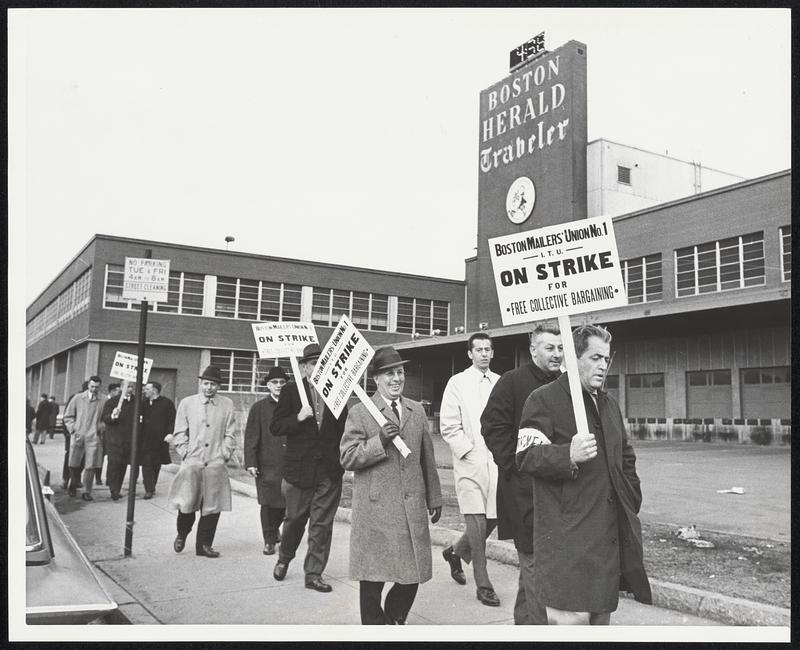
[608,367,790,390]
[208,349,375,393]
[675,232,764,296]
[104,264,205,315]
[311,288,388,331]
[215,277,302,322]
[396,297,449,336]
[26,270,92,346]
[620,227,789,304]
[100,269,451,334]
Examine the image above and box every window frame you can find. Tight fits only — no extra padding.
[674,232,765,298]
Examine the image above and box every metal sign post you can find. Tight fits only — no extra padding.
[123,249,151,557]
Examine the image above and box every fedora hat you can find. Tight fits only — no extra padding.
[370,346,409,373]
[261,365,289,385]
[198,365,224,384]
[298,343,322,364]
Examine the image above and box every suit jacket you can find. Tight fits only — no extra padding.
[480,361,560,552]
[270,378,348,489]
[515,373,651,610]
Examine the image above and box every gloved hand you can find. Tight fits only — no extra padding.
[429,507,442,524]
[378,421,400,447]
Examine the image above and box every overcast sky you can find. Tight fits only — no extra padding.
[11,8,791,305]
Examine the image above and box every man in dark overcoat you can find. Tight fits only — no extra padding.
[244,365,289,555]
[270,344,348,593]
[34,393,51,444]
[480,320,562,625]
[47,396,59,439]
[515,324,651,624]
[139,381,176,499]
[101,381,135,501]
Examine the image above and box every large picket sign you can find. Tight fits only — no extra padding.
[488,215,627,437]
[312,315,411,458]
[110,351,153,384]
[251,321,319,410]
[488,215,626,326]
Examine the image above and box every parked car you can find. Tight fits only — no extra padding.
[25,439,118,624]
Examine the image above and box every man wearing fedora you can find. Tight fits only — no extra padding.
[168,365,237,558]
[340,346,442,625]
[245,365,289,556]
[270,344,348,593]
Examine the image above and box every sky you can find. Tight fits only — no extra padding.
[10,8,792,305]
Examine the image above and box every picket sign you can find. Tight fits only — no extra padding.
[311,314,411,458]
[557,314,590,436]
[488,216,627,438]
[251,322,319,411]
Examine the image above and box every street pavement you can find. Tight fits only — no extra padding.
[30,439,722,631]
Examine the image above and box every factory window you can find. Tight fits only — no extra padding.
[741,366,790,420]
[311,287,390,331]
[26,269,93,346]
[675,232,764,297]
[626,373,665,418]
[780,226,791,282]
[209,350,293,393]
[396,297,450,335]
[686,370,732,419]
[617,165,631,185]
[104,265,205,315]
[215,276,301,321]
[621,254,662,303]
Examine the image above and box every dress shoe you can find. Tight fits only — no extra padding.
[196,544,220,558]
[305,576,333,593]
[263,543,276,555]
[174,535,186,553]
[81,493,93,501]
[68,485,76,497]
[273,560,289,581]
[143,492,154,500]
[111,492,122,500]
[476,587,501,607]
[442,546,466,585]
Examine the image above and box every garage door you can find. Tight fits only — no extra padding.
[686,370,732,419]
[741,366,790,419]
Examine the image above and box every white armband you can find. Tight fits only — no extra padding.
[516,427,552,454]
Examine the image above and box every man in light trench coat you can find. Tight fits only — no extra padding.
[515,324,651,624]
[168,365,236,558]
[340,346,442,625]
[63,376,104,501]
[439,332,502,607]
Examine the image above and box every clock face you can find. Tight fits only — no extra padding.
[506,176,535,225]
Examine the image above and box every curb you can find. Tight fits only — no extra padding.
[163,464,790,627]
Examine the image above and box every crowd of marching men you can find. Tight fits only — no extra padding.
[27,319,651,626]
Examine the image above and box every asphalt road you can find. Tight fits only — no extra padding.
[431,435,790,542]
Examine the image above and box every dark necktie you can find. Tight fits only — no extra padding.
[391,400,399,422]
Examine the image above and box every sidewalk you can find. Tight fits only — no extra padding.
[32,439,787,630]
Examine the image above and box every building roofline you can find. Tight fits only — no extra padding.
[587,137,748,179]
[27,237,98,308]
[611,168,792,224]
[29,233,466,311]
